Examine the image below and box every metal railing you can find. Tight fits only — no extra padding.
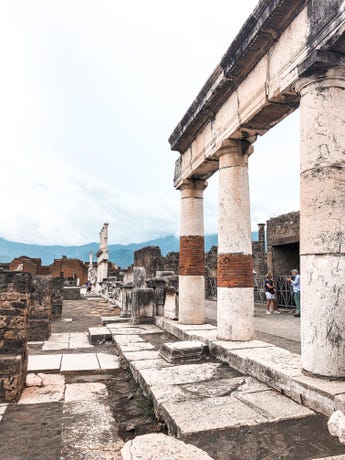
[208,275,295,308]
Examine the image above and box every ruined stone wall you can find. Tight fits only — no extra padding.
[134,246,164,279]
[52,277,64,316]
[50,259,88,284]
[267,211,300,275]
[0,272,31,402]
[252,241,267,275]
[163,252,179,273]
[28,275,52,341]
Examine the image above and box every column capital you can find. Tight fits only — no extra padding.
[216,139,253,168]
[177,178,208,193]
[295,53,345,94]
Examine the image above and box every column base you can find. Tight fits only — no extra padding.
[178,275,205,324]
[217,287,254,340]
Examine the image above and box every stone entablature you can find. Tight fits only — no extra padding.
[0,272,31,402]
[169,1,345,187]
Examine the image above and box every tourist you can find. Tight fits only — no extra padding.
[287,269,300,317]
[264,272,280,315]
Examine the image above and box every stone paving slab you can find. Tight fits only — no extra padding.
[96,353,120,370]
[28,354,62,372]
[42,341,70,351]
[118,342,155,353]
[61,353,100,372]
[62,383,123,458]
[161,396,267,437]
[234,388,313,421]
[124,350,161,361]
[312,456,345,460]
[114,334,145,344]
[121,433,214,460]
[139,362,221,387]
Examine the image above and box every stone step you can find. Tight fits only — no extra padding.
[101,315,130,325]
[88,326,112,344]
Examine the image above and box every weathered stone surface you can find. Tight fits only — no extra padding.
[28,275,52,341]
[121,433,214,460]
[118,342,155,353]
[61,353,100,372]
[96,353,120,370]
[328,410,345,444]
[28,354,62,372]
[52,277,64,316]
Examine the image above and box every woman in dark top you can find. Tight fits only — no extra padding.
[264,272,280,315]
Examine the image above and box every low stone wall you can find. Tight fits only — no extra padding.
[63,286,81,300]
[0,272,31,402]
[28,275,52,341]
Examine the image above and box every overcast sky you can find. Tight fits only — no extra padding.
[0,0,300,246]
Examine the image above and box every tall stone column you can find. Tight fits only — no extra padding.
[296,66,345,378]
[178,179,207,324]
[217,140,254,340]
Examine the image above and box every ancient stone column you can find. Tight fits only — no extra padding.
[178,179,207,324]
[296,66,345,378]
[217,140,254,340]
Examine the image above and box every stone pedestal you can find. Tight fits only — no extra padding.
[0,272,31,402]
[52,277,64,317]
[217,140,254,341]
[297,66,345,378]
[159,340,208,364]
[131,288,155,324]
[178,179,207,324]
[28,275,53,341]
[121,283,134,318]
[146,278,167,316]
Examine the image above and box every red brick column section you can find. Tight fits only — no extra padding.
[217,254,254,288]
[179,235,205,276]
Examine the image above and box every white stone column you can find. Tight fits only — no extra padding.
[217,140,254,341]
[296,66,345,378]
[178,179,207,324]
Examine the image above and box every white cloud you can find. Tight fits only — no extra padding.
[0,0,301,246]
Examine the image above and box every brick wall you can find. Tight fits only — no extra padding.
[217,254,254,288]
[179,236,205,276]
[0,272,31,402]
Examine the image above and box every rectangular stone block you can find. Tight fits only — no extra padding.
[159,341,208,364]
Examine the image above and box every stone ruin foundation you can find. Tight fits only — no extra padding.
[0,272,31,402]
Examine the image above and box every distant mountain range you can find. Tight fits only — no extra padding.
[0,232,258,269]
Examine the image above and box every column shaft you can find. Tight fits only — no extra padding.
[178,179,207,324]
[297,67,345,377]
[217,140,254,340]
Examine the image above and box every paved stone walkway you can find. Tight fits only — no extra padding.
[1,299,345,459]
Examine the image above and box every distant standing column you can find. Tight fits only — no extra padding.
[217,140,254,340]
[296,66,345,378]
[178,179,207,324]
